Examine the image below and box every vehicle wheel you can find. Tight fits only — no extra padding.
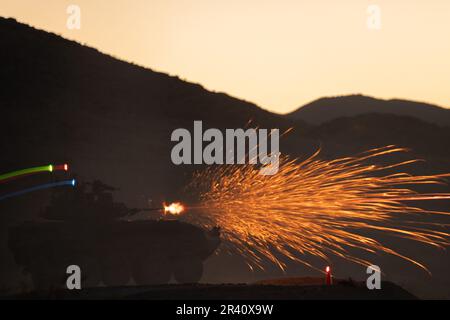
[101,255,131,287]
[132,256,171,285]
[29,258,64,290]
[173,260,203,284]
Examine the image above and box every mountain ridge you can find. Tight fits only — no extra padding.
[1,16,450,299]
[0,16,297,202]
[287,94,450,126]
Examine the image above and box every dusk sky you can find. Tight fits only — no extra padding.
[1,0,449,113]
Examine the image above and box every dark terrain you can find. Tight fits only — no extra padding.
[0,17,449,299]
[7,280,417,300]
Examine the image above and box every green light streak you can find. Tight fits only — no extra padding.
[0,165,53,182]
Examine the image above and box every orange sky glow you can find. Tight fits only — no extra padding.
[1,0,449,113]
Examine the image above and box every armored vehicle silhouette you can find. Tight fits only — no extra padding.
[8,180,220,289]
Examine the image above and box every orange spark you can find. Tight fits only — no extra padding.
[184,146,450,272]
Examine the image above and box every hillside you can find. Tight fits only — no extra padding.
[304,113,450,161]
[0,17,296,204]
[287,94,450,126]
[1,17,450,299]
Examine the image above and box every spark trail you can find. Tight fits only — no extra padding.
[0,179,76,201]
[0,164,69,183]
[184,146,450,272]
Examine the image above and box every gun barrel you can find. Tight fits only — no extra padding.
[127,207,163,216]
[134,208,163,211]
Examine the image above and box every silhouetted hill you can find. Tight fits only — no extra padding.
[287,94,450,126]
[1,16,450,215]
[304,113,450,162]
[1,17,450,299]
[0,17,297,203]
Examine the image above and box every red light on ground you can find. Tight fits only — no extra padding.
[64,164,69,171]
[325,266,332,285]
